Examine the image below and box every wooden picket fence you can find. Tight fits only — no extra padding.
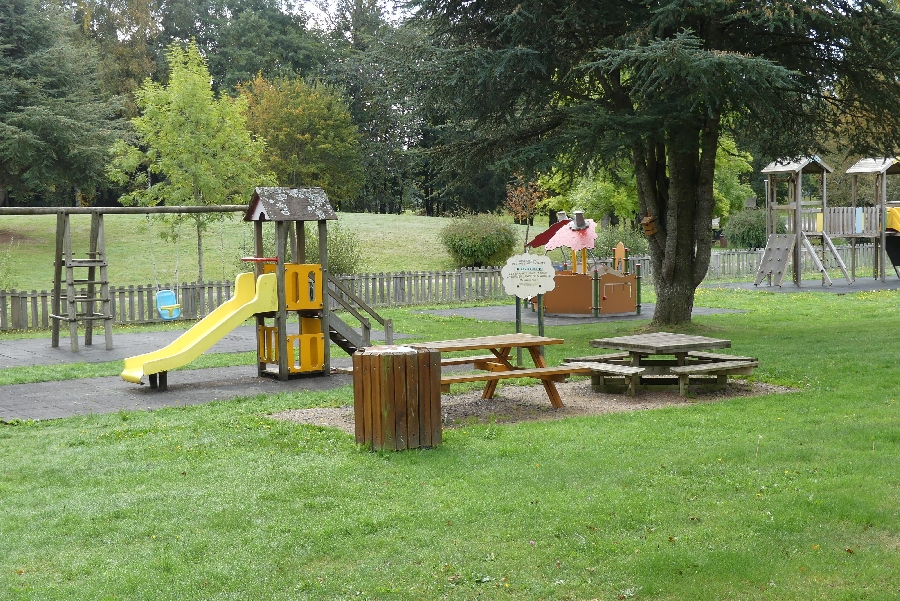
[704,243,877,279]
[0,247,882,332]
[0,268,510,332]
[331,267,506,308]
[0,281,234,332]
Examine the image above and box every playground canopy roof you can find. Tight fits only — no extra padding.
[544,219,598,252]
[761,156,833,175]
[845,158,900,175]
[244,187,337,222]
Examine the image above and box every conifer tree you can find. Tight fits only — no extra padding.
[411,1,900,324]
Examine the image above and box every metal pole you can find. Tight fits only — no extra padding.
[636,263,642,315]
[515,296,522,367]
[537,294,545,358]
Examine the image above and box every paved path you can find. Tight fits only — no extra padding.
[2,325,273,369]
[0,325,379,422]
[0,365,354,421]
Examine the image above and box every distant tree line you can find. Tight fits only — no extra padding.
[0,0,510,214]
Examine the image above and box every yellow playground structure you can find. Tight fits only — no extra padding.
[121,187,392,391]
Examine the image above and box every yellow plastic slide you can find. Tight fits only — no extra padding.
[121,272,277,385]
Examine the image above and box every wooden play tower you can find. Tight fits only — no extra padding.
[244,187,334,379]
[244,187,392,380]
[757,156,851,287]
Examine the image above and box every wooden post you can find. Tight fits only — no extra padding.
[821,170,827,284]
[51,212,65,348]
[851,173,857,279]
[85,212,99,346]
[275,221,290,381]
[319,219,330,375]
[794,174,803,286]
[352,346,441,450]
[254,220,266,377]
[881,172,888,282]
[62,214,79,352]
[765,177,772,286]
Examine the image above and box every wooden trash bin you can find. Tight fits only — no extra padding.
[352,346,441,450]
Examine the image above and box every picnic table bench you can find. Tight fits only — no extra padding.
[670,360,759,395]
[564,361,645,396]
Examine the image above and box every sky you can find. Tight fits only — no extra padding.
[300,0,406,29]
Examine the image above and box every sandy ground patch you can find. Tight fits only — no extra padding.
[271,379,793,435]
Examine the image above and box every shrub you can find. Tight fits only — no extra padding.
[591,224,650,259]
[302,220,364,276]
[440,213,518,267]
[723,208,785,249]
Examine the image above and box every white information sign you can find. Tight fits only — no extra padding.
[501,253,556,298]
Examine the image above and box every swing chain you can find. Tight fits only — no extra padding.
[173,215,182,293]
[219,217,227,282]
[147,214,160,292]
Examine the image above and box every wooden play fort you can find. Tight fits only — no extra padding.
[757,156,900,286]
[244,187,393,380]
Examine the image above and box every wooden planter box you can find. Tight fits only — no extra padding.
[352,346,441,450]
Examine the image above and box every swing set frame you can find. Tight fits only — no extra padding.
[0,204,247,351]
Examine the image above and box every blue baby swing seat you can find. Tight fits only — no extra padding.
[155,289,182,320]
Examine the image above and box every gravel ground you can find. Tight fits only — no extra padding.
[271,379,793,435]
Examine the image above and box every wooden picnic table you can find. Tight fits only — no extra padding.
[409,334,589,408]
[579,332,757,395]
[590,332,731,368]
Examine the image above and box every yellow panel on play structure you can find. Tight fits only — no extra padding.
[257,325,325,373]
[888,207,900,231]
[263,263,324,310]
[288,334,325,372]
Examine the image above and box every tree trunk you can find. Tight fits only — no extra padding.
[0,187,5,207]
[652,265,697,323]
[634,118,719,326]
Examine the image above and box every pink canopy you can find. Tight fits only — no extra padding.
[544,219,597,251]
[525,219,571,249]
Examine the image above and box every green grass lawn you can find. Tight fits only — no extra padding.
[0,212,546,291]
[2,288,900,599]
